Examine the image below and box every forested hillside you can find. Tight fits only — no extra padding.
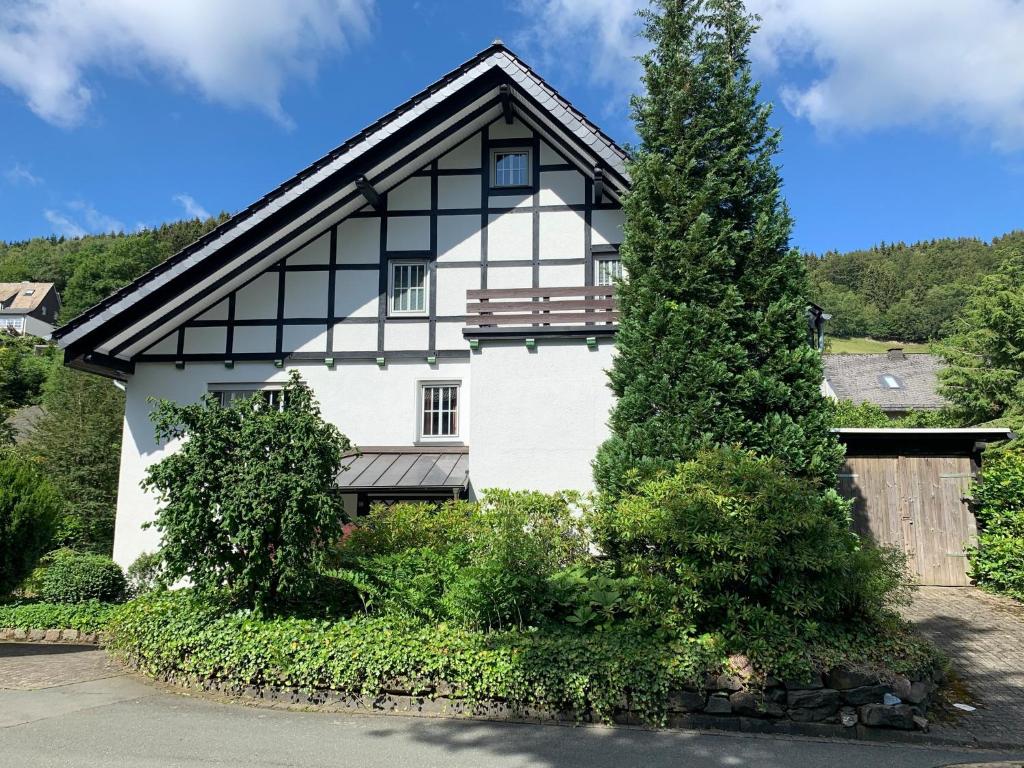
[806,230,1024,342]
[0,215,228,324]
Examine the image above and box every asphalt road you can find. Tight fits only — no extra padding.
[2,644,1023,768]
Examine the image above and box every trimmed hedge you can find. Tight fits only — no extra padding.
[107,590,941,725]
[968,444,1024,601]
[40,550,127,604]
[0,600,118,633]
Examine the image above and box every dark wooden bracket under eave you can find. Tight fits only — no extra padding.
[499,84,515,124]
[355,176,384,213]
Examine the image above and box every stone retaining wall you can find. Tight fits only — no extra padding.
[0,627,104,644]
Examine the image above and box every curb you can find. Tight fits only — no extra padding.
[0,628,104,645]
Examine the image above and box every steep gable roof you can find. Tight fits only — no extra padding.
[52,42,630,378]
[823,353,948,411]
[0,282,56,314]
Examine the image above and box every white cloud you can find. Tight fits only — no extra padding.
[5,162,42,185]
[514,0,1024,150]
[44,201,124,238]
[44,210,86,238]
[173,193,211,220]
[0,0,375,128]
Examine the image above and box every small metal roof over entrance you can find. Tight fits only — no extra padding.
[336,446,469,493]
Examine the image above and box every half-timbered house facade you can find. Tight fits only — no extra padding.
[53,43,629,567]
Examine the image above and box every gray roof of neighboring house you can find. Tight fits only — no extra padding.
[823,352,948,411]
[335,447,469,492]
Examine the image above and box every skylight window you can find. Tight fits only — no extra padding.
[22,289,34,296]
[882,375,901,389]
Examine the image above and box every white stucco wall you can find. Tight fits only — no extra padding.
[468,338,614,496]
[113,358,471,568]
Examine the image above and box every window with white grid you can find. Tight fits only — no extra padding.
[420,383,459,439]
[492,150,530,188]
[390,261,427,315]
[209,386,283,410]
[596,258,623,286]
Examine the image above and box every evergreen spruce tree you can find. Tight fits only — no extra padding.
[594,0,843,498]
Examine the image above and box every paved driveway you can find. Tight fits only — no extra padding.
[902,587,1024,748]
[3,641,1023,767]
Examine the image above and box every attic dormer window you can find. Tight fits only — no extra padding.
[882,375,901,389]
[492,149,530,188]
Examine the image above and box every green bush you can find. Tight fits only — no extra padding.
[593,448,911,643]
[143,370,351,612]
[331,491,591,630]
[39,550,127,603]
[0,600,117,633]
[0,451,60,595]
[106,590,939,724]
[968,444,1024,601]
[828,399,960,428]
[126,551,166,597]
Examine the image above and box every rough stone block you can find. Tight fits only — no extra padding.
[60,629,80,642]
[903,681,933,705]
[786,688,840,722]
[729,691,784,718]
[826,667,879,690]
[12,628,28,641]
[667,690,706,713]
[28,629,45,641]
[858,703,916,730]
[712,675,744,693]
[703,693,732,715]
[841,684,889,707]
[783,673,823,690]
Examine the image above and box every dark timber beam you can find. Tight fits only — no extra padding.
[355,176,383,212]
[499,84,514,124]
[593,167,605,205]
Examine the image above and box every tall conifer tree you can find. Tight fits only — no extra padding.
[595,0,842,497]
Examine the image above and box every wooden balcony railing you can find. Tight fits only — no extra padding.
[465,286,617,330]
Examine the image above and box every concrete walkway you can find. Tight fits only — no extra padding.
[3,641,1023,767]
[902,586,1024,748]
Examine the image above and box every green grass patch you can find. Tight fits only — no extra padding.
[828,337,931,354]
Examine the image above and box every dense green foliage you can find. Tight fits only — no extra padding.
[0,452,60,595]
[595,0,841,498]
[331,491,593,630]
[19,365,125,551]
[143,371,351,611]
[39,549,127,603]
[0,335,59,410]
[0,216,227,323]
[106,589,937,724]
[808,232,1023,342]
[0,600,117,632]
[827,399,960,428]
[935,249,1024,430]
[125,552,166,597]
[593,449,909,648]
[968,445,1024,601]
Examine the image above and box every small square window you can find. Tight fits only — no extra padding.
[882,375,901,390]
[390,261,428,315]
[492,149,530,188]
[596,258,623,286]
[420,382,460,440]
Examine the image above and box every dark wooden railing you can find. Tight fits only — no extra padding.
[465,286,617,328]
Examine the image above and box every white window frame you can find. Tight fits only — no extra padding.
[208,384,284,410]
[0,316,25,332]
[595,257,623,287]
[881,375,901,390]
[389,260,429,316]
[417,380,461,442]
[491,148,532,189]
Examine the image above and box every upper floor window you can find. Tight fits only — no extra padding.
[492,149,530,188]
[209,385,283,410]
[0,316,25,332]
[390,261,428,315]
[420,382,459,440]
[596,258,623,286]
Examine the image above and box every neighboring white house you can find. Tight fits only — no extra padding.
[52,43,629,568]
[0,282,61,338]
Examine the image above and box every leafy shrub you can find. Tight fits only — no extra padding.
[332,491,591,629]
[0,451,60,595]
[968,444,1024,601]
[39,549,127,603]
[593,448,911,643]
[828,399,960,428]
[107,589,939,724]
[126,551,166,597]
[143,371,351,611]
[0,600,117,632]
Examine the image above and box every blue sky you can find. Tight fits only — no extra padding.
[1,0,1022,254]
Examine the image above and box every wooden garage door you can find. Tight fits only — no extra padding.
[839,456,977,586]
